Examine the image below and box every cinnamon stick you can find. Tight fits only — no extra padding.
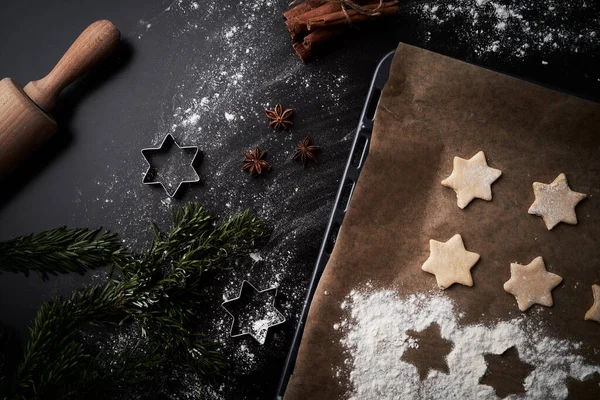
[283,0,324,21]
[285,2,342,39]
[292,41,312,62]
[303,27,349,51]
[285,0,387,39]
[306,0,399,31]
[294,27,351,62]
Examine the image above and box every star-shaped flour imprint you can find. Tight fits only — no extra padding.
[221,281,286,344]
[421,234,480,290]
[401,323,453,380]
[528,173,587,230]
[441,151,502,209]
[503,256,562,311]
[480,346,534,398]
[584,284,600,324]
[567,373,600,399]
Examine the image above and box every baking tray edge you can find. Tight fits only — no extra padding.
[275,50,395,399]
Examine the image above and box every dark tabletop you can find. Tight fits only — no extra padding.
[0,0,598,399]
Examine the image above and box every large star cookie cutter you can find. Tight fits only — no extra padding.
[221,280,286,345]
[141,133,200,197]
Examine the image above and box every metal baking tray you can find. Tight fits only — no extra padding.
[275,50,395,399]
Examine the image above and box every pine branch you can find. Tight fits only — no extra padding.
[76,340,165,398]
[13,285,125,399]
[145,325,227,386]
[4,203,269,400]
[112,204,269,347]
[0,323,20,397]
[0,227,126,280]
[152,205,269,278]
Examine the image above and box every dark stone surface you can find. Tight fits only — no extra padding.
[0,0,597,398]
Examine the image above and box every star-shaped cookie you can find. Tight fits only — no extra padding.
[584,284,600,324]
[503,256,562,311]
[441,151,502,209]
[528,173,587,230]
[421,234,480,290]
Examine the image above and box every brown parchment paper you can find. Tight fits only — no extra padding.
[284,42,600,399]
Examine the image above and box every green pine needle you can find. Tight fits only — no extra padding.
[0,227,125,281]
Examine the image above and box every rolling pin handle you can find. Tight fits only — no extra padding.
[23,20,121,113]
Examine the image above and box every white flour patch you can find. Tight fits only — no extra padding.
[339,288,599,399]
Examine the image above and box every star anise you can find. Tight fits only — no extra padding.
[242,146,271,176]
[265,104,293,130]
[292,136,320,168]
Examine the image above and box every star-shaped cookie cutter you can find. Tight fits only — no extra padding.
[141,134,200,197]
[221,280,286,345]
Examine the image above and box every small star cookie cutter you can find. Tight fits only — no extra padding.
[141,133,200,197]
[221,280,286,345]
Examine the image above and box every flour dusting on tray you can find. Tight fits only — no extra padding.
[338,288,599,399]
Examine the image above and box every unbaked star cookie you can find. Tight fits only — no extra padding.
[584,284,600,324]
[421,234,480,290]
[441,151,502,209]
[503,256,562,311]
[528,173,587,230]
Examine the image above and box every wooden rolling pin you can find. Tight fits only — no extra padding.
[0,20,120,177]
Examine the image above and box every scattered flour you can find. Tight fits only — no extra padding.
[226,296,285,345]
[237,343,257,366]
[182,113,200,127]
[90,0,351,316]
[78,1,598,398]
[339,288,599,399]
[415,0,600,58]
[134,0,351,153]
[249,252,263,262]
[250,312,283,344]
